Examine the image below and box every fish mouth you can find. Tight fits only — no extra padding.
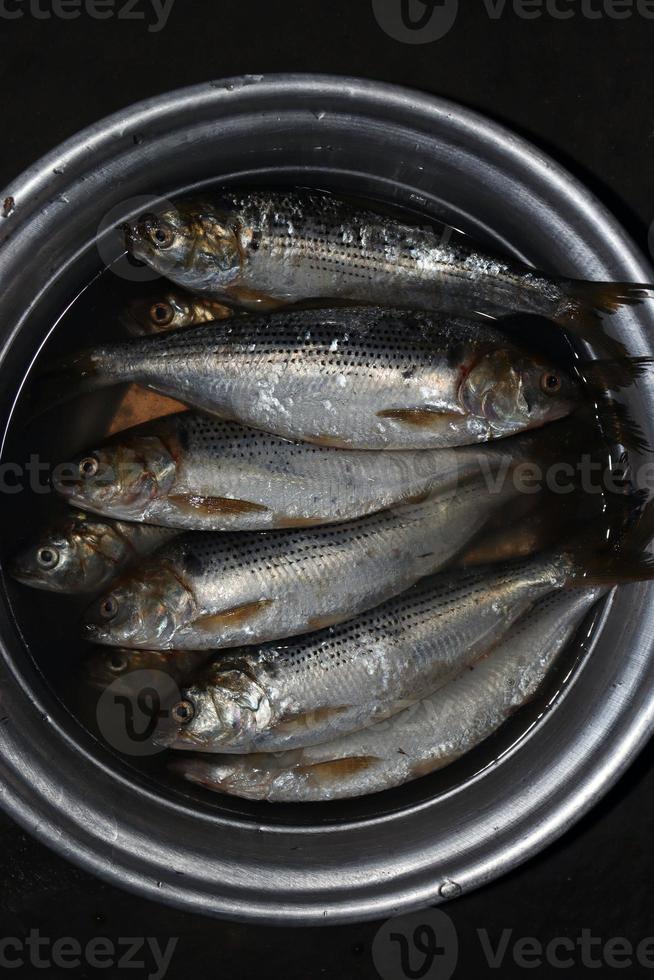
[52,469,98,506]
[9,565,45,589]
[155,732,196,751]
[168,757,239,792]
[153,722,209,752]
[121,220,153,262]
[151,724,180,750]
[168,756,277,800]
[121,220,140,250]
[81,620,115,645]
[52,482,90,509]
[8,553,62,591]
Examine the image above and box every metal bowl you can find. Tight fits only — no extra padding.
[1,74,653,925]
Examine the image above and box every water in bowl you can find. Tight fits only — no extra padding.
[0,182,625,820]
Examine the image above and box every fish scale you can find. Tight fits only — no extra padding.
[83,476,516,651]
[11,513,179,595]
[160,552,576,755]
[171,588,605,801]
[64,308,577,450]
[121,191,651,362]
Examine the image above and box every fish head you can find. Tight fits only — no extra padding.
[82,564,195,648]
[159,669,272,751]
[125,288,196,336]
[461,348,579,436]
[81,647,138,691]
[125,287,233,336]
[122,201,242,291]
[10,513,119,594]
[55,436,176,520]
[81,647,168,691]
[168,756,279,800]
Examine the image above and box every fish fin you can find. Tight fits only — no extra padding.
[565,493,654,587]
[564,280,652,317]
[302,756,379,783]
[614,494,654,552]
[565,550,654,588]
[222,283,288,311]
[575,356,654,391]
[30,348,109,418]
[401,489,433,506]
[593,399,651,454]
[194,599,273,631]
[168,494,271,518]
[411,753,461,779]
[558,281,653,358]
[276,705,351,733]
[274,514,328,528]
[308,433,353,448]
[306,613,348,631]
[377,408,463,427]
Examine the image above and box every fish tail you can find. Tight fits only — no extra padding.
[567,550,654,588]
[576,356,654,391]
[564,491,654,587]
[30,348,114,418]
[557,280,653,358]
[593,398,651,455]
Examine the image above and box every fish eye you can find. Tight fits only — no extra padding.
[172,700,195,725]
[146,220,175,250]
[541,372,562,395]
[79,456,99,479]
[37,547,59,570]
[107,651,128,674]
[149,301,175,326]
[100,596,119,621]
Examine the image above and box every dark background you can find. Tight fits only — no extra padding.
[1,1,654,977]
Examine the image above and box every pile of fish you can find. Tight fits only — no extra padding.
[13,189,654,803]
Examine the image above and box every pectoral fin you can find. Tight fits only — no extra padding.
[168,494,271,517]
[302,756,380,784]
[306,612,348,631]
[377,408,463,427]
[277,704,350,733]
[194,599,273,631]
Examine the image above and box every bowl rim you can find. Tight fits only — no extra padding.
[1,72,654,925]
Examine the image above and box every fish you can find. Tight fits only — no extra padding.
[459,497,578,566]
[121,190,651,355]
[81,647,210,695]
[10,512,179,595]
[169,588,605,801]
[42,308,580,450]
[82,476,518,650]
[53,410,556,530]
[157,550,609,755]
[124,286,234,336]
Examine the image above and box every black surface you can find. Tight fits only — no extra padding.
[1,2,654,977]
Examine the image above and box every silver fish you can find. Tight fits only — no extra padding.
[82,478,516,650]
[124,286,234,337]
[52,309,578,450]
[10,512,179,594]
[170,588,604,801]
[158,552,587,754]
[122,191,649,354]
[54,410,536,530]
